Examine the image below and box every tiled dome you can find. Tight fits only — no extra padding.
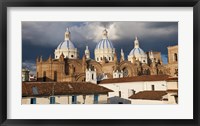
[57,40,75,49]
[95,39,114,49]
[95,29,114,49]
[129,47,146,57]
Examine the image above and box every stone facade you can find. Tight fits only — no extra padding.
[165,45,178,77]
[36,45,178,82]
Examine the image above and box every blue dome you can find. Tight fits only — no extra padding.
[95,39,114,49]
[57,40,75,49]
[129,48,146,56]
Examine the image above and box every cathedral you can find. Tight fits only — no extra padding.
[36,27,178,83]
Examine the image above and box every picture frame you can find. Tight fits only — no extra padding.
[0,0,199,126]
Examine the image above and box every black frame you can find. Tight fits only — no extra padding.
[0,0,199,126]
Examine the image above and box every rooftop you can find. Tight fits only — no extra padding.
[22,82,113,97]
[128,91,167,100]
[165,77,178,82]
[98,75,170,84]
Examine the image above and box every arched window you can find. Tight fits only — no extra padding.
[101,57,103,60]
[92,73,94,80]
[109,57,111,60]
[97,58,99,61]
[174,53,178,61]
[123,68,128,77]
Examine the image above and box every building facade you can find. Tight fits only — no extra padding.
[22,82,113,104]
[99,75,178,104]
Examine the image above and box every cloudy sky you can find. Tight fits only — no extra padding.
[22,21,178,74]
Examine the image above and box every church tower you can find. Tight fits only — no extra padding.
[85,46,90,59]
[94,29,115,63]
[86,68,97,84]
[120,49,125,62]
[128,36,147,64]
[54,27,79,59]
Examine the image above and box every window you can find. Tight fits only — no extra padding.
[92,73,94,80]
[54,71,57,81]
[97,58,99,61]
[123,68,128,77]
[50,97,55,104]
[43,71,46,82]
[101,57,103,60]
[30,98,36,104]
[72,95,77,104]
[151,85,155,91]
[71,55,74,58]
[94,94,98,104]
[174,53,178,61]
[109,57,111,60]
[82,95,86,104]
[119,91,121,97]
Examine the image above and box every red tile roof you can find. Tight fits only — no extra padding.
[128,91,167,100]
[166,77,178,82]
[22,82,113,97]
[98,75,170,84]
[167,89,178,92]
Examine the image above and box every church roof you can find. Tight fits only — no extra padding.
[128,91,167,100]
[22,82,113,97]
[128,37,146,57]
[128,47,146,57]
[57,40,75,49]
[95,29,114,50]
[98,75,170,84]
[95,39,114,49]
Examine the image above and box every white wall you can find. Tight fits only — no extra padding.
[86,69,97,84]
[130,99,168,104]
[22,94,108,104]
[54,48,78,59]
[167,81,178,90]
[100,81,167,101]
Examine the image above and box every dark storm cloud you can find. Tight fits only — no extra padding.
[99,22,114,28]
[22,21,178,73]
[145,22,178,29]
